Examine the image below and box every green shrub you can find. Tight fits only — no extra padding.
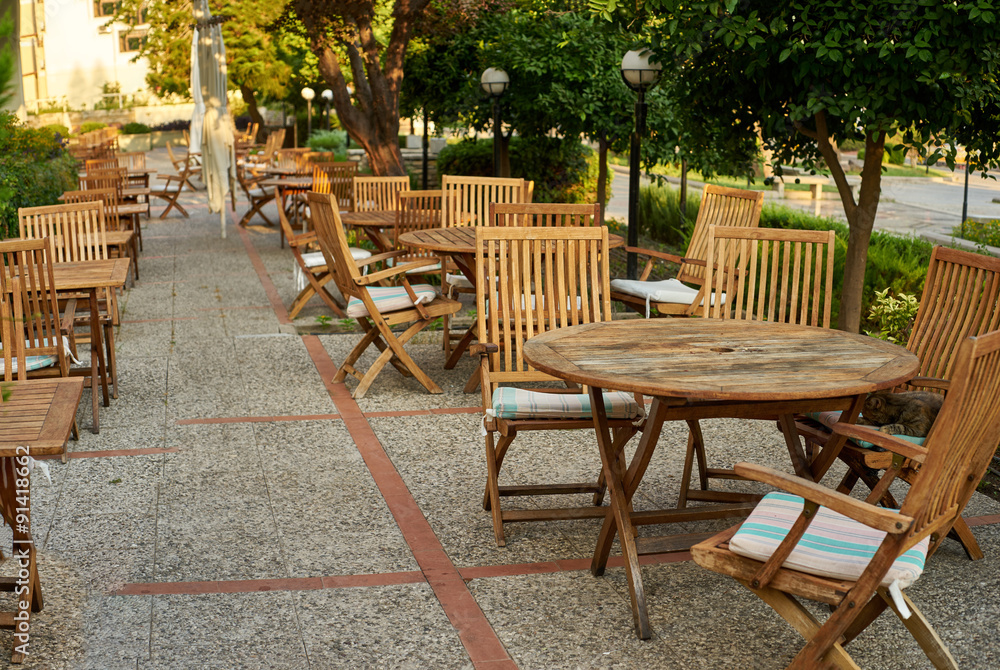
[122,122,150,134]
[41,123,69,139]
[437,137,607,204]
[307,129,347,153]
[864,288,920,344]
[957,219,1000,248]
[80,121,107,134]
[637,180,700,247]
[0,111,78,238]
[885,143,907,165]
[760,203,933,329]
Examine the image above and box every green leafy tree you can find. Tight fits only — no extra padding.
[592,0,1000,331]
[0,12,16,110]
[113,1,293,131]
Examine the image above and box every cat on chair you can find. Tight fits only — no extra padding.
[857,390,944,437]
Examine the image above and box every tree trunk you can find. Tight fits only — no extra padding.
[808,112,885,333]
[239,84,264,140]
[597,135,609,224]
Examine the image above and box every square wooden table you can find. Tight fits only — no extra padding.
[0,377,83,662]
[522,318,919,639]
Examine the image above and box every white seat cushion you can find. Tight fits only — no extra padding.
[346,284,438,317]
[610,277,724,317]
[387,257,441,274]
[488,387,642,420]
[805,411,926,450]
[446,273,473,290]
[730,491,928,589]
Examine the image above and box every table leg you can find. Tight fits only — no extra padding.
[443,253,478,373]
[589,385,652,639]
[807,394,866,482]
[89,288,109,433]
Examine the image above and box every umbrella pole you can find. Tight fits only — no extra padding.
[221,208,226,239]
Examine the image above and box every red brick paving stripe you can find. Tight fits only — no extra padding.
[195,305,274,311]
[300,335,513,666]
[35,447,180,460]
[320,571,425,589]
[176,414,342,425]
[364,407,482,418]
[966,513,1000,527]
[236,222,292,324]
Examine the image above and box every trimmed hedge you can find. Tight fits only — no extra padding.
[436,137,606,204]
[122,122,151,134]
[0,111,78,238]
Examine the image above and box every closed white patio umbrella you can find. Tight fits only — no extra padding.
[193,0,235,238]
[189,25,204,156]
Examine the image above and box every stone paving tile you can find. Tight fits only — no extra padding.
[293,584,471,669]
[145,592,308,668]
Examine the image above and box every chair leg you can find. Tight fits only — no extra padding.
[353,319,441,398]
[942,516,984,561]
[482,432,516,510]
[306,272,346,318]
[103,319,118,399]
[879,587,959,669]
[334,327,382,384]
[484,431,507,547]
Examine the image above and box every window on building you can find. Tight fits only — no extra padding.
[119,29,147,53]
[136,5,149,24]
[94,1,122,18]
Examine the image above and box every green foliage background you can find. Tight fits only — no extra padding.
[437,137,607,204]
[0,112,78,238]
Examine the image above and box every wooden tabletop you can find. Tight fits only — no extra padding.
[258,177,312,190]
[0,378,84,456]
[45,259,130,292]
[341,211,397,228]
[399,226,625,254]
[522,319,918,401]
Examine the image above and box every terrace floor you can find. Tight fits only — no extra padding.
[0,149,998,669]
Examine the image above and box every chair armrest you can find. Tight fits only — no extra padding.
[288,231,318,248]
[360,250,406,266]
[355,257,428,285]
[734,463,914,535]
[623,246,683,265]
[60,298,78,333]
[470,343,499,357]
[908,376,950,392]
[830,423,928,463]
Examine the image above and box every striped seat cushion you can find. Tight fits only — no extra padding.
[488,387,642,420]
[445,273,473,290]
[806,411,926,450]
[387,257,441,274]
[0,354,58,374]
[346,284,438,317]
[730,492,928,588]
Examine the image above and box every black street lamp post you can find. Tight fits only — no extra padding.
[481,67,510,178]
[621,50,662,280]
[301,87,315,140]
[321,89,332,131]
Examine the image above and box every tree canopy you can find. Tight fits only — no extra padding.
[592,0,1000,330]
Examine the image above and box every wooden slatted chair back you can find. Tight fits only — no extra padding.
[62,188,122,232]
[901,329,1000,551]
[308,191,361,304]
[352,176,410,212]
[393,190,443,268]
[440,175,534,227]
[905,246,1000,389]
[80,169,125,204]
[475,226,611,386]
[312,162,359,211]
[678,184,764,287]
[116,152,147,170]
[0,238,66,382]
[86,158,119,173]
[18,202,108,263]
[703,226,836,327]
[490,202,601,228]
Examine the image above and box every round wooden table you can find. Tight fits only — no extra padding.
[399,227,625,370]
[522,318,918,639]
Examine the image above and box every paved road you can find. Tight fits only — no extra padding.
[606,164,1000,243]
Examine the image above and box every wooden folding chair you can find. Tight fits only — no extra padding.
[313,162,359,212]
[165,142,201,191]
[473,226,644,546]
[352,176,410,213]
[236,164,276,227]
[392,190,446,283]
[18,203,121,399]
[676,226,837,508]
[692,328,1000,670]
[439,176,535,366]
[149,154,194,219]
[611,184,764,317]
[796,245,1000,561]
[276,198,360,319]
[308,191,461,399]
[61,189,138,281]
